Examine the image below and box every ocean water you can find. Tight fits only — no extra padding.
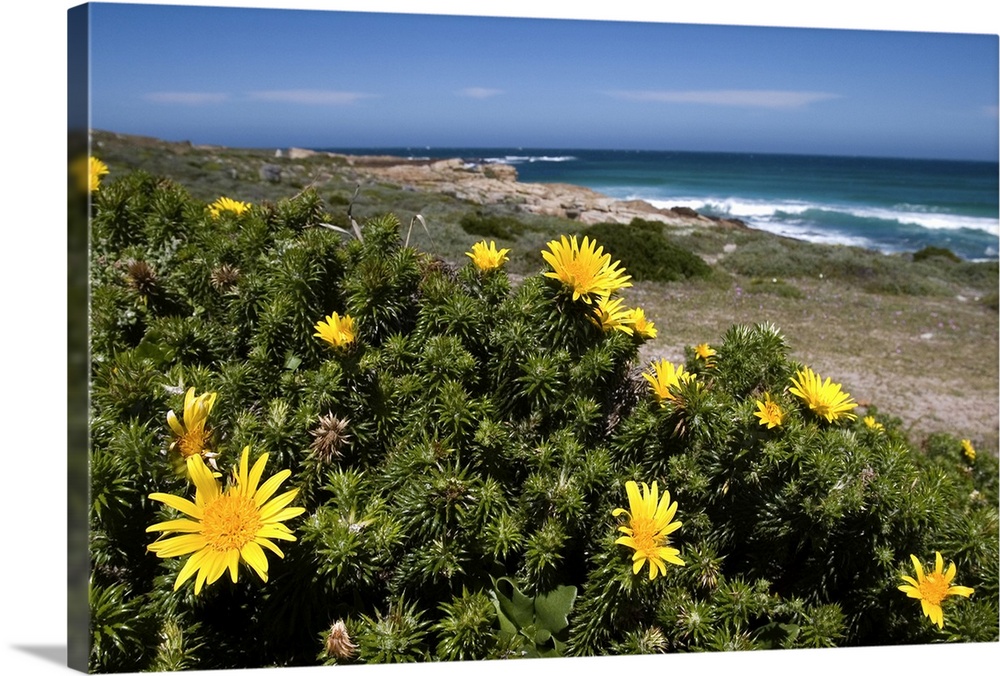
[325,147,999,261]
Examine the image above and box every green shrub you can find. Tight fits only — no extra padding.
[585,219,712,282]
[459,211,527,240]
[745,277,805,298]
[85,167,999,671]
[722,237,955,295]
[982,291,999,312]
[912,246,962,263]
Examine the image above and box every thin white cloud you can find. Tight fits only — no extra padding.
[458,87,504,99]
[143,91,230,105]
[246,89,374,105]
[607,89,841,109]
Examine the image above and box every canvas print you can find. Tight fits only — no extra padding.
[68,2,999,673]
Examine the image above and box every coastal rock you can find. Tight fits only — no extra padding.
[278,150,726,229]
[482,164,518,181]
[708,215,749,229]
[287,147,318,160]
[430,158,467,172]
[259,164,283,183]
[670,206,701,218]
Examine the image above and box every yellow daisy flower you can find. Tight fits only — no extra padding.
[541,235,632,303]
[167,387,219,470]
[627,307,657,339]
[208,196,251,219]
[613,480,685,580]
[863,415,885,432]
[694,343,717,363]
[314,312,356,349]
[898,552,974,629]
[753,393,783,429]
[89,157,110,192]
[147,447,306,595]
[642,358,695,405]
[961,439,976,462]
[590,295,634,335]
[466,240,511,271]
[788,366,858,422]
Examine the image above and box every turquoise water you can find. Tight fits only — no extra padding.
[324,147,999,261]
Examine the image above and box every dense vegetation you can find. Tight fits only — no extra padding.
[83,163,998,672]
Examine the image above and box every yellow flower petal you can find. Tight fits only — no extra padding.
[247,450,268,496]
[174,548,212,591]
[166,410,186,437]
[263,506,307,525]
[241,541,270,582]
[226,548,241,583]
[255,536,287,557]
[148,533,209,558]
[253,471,293,509]
[146,518,202,533]
[148,492,203,521]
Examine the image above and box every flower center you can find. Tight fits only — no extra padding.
[201,492,261,552]
[918,573,950,605]
[630,516,661,556]
[561,257,600,292]
[178,428,209,458]
[810,400,831,417]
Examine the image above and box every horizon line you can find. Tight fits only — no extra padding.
[91,128,1000,164]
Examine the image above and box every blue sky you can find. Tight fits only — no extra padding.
[87,2,999,160]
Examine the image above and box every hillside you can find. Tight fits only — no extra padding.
[89,130,999,452]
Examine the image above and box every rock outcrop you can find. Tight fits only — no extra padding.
[303,151,745,228]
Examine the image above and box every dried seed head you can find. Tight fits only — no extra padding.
[635,626,667,654]
[324,619,357,660]
[310,414,351,463]
[210,263,241,291]
[421,256,459,283]
[125,259,158,296]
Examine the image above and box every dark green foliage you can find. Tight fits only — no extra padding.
[344,217,422,345]
[913,245,962,263]
[982,291,1000,312]
[459,210,527,239]
[354,599,431,663]
[89,581,154,673]
[586,219,712,282]
[491,577,577,657]
[720,236,999,296]
[87,167,998,672]
[273,188,326,231]
[745,277,805,298]
[711,321,793,397]
[434,588,498,660]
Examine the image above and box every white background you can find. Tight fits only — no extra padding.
[1,1,997,674]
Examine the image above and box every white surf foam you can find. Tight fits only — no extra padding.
[482,155,577,165]
[635,196,1000,237]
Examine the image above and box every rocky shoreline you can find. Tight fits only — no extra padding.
[280,146,749,229]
